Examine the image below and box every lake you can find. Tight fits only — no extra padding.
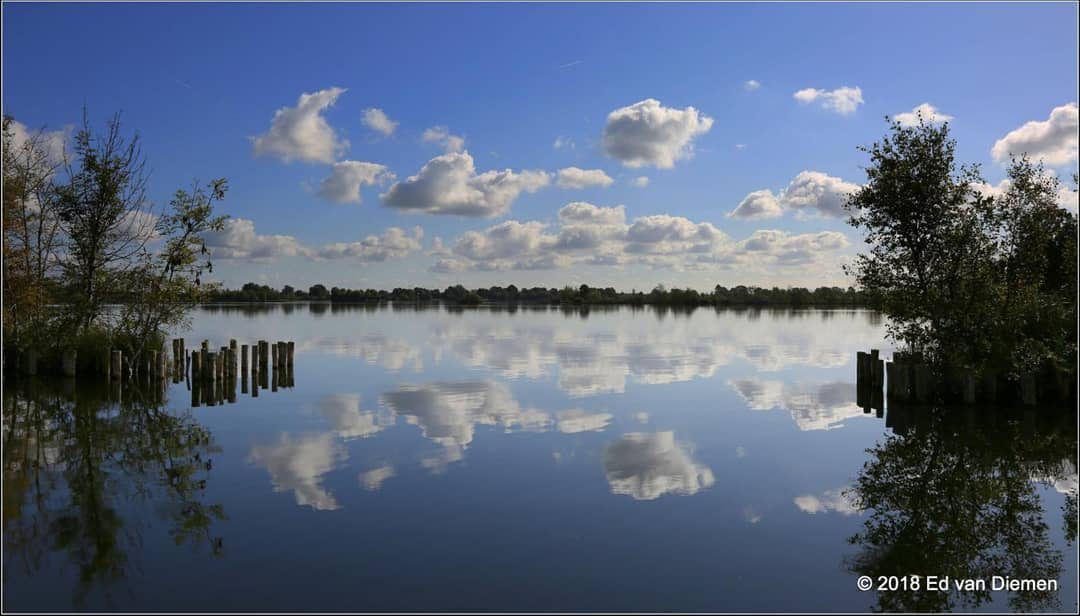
[3,304,1076,612]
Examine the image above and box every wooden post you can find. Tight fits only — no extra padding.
[241,344,249,376]
[61,349,77,377]
[271,343,278,371]
[110,350,122,382]
[287,341,295,365]
[1020,372,1037,406]
[150,350,160,380]
[961,368,976,404]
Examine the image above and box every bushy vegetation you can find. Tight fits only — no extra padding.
[208,281,867,307]
[845,116,1077,377]
[2,113,227,372]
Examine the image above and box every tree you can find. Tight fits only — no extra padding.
[845,117,1003,370]
[56,112,153,332]
[308,284,329,299]
[113,179,228,364]
[2,116,66,351]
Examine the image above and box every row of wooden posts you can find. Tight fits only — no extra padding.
[185,339,295,407]
[857,349,1076,407]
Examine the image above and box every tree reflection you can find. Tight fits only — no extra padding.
[846,404,1076,612]
[3,378,225,607]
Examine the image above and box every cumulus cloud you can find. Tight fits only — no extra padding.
[557,167,614,189]
[730,189,782,219]
[793,86,864,115]
[248,433,346,511]
[794,488,860,515]
[314,226,423,262]
[362,108,398,136]
[744,80,761,91]
[203,218,311,261]
[991,103,1078,166]
[317,393,394,439]
[422,125,465,153]
[728,379,866,431]
[894,103,953,127]
[381,381,550,452]
[631,176,650,188]
[602,98,714,168]
[556,410,613,434]
[7,119,69,168]
[317,160,394,203]
[359,465,396,491]
[252,87,349,164]
[381,151,550,217]
[603,431,714,500]
[730,171,860,219]
[432,203,850,273]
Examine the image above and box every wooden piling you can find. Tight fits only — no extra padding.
[287,341,295,365]
[241,344,249,376]
[110,350,122,382]
[61,349,77,377]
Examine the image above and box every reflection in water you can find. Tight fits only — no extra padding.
[794,488,860,515]
[429,308,881,397]
[359,465,396,491]
[603,432,715,500]
[380,381,551,451]
[846,404,1077,612]
[2,378,225,607]
[729,379,867,431]
[556,409,613,434]
[248,433,346,511]
[317,393,394,440]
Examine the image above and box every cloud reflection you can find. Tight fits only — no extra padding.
[248,433,347,511]
[603,431,715,500]
[728,379,868,431]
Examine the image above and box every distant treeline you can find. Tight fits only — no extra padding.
[207,282,868,307]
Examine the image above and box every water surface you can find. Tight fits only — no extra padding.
[4,305,1076,612]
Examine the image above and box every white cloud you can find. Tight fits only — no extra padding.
[248,433,346,511]
[7,119,69,168]
[991,103,1078,166]
[730,171,860,219]
[973,172,1080,214]
[553,136,575,150]
[729,379,866,431]
[252,87,348,164]
[557,167,614,189]
[359,465,396,491]
[631,176,650,188]
[744,80,761,91]
[315,226,423,262]
[422,125,465,153]
[317,160,394,203]
[603,431,714,500]
[794,488,860,515]
[381,151,550,217]
[730,189,782,219]
[362,108,398,136]
[894,102,953,127]
[203,218,311,261]
[602,98,714,168]
[558,202,627,226]
[556,410,613,434]
[793,86,864,115]
[318,393,393,439]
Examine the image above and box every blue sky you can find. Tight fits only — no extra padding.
[4,1,1077,291]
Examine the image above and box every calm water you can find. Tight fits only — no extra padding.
[3,305,1076,612]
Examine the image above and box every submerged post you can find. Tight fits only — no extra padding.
[110,350,122,382]
[61,349,78,377]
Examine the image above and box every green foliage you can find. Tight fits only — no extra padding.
[846,117,1077,375]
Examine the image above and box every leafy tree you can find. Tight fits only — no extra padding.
[56,112,153,332]
[2,116,66,350]
[113,179,229,364]
[845,116,1077,374]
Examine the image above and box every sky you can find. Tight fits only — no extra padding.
[3,1,1078,292]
